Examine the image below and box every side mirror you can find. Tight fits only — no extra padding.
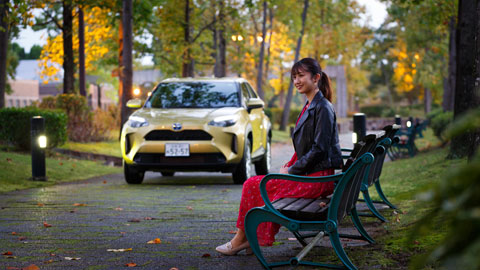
[246,98,264,113]
[126,98,142,108]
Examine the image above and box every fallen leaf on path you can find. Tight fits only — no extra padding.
[288,238,297,241]
[128,218,141,223]
[6,266,20,270]
[37,203,44,207]
[73,203,87,207]
[147,238,161,244]
[169,268,179,270]
[11,232,16,235]
[115,208,124,211]
[18,237,27,241]
[72,163,76,168]
[223,200,229,204]
[44,259,54,264]
[6,158,12,163]
[43,222,52,228]
[103,180,107,184]
[125,262,137,267]
[228,230,237,234]
[201,253,211,258]
[59,162,63,165]
[64,257,80,260]
[3,251,13,255]
[22,265,40,270]
[144,217,155,220]
[107,248,132,252]
[186,206,193,210]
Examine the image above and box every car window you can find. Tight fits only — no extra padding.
[240,83,250,104]
[145,82,240,109]
[245,83,258,98]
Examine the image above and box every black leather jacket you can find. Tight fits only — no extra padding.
[288,91,343,175]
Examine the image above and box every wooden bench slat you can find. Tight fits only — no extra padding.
[272,197,299,210]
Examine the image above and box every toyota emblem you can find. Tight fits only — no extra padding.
[172,123,182,131]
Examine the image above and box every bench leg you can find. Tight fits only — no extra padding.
[374,181,397,209]
[330,230,358,270]
[351,208,375,244]
[244,208,291,270]
[360,189,387,222]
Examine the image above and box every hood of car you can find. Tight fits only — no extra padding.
[132,107,243,125]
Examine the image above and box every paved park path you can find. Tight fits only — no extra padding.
[0,134,388,270]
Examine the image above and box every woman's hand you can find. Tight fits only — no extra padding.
[279,166,289,174]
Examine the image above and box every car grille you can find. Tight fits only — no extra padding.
[144,130,213,141]
[133,153,226,165]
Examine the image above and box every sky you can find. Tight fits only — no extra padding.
[13,0,387,63]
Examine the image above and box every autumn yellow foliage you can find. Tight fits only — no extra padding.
[391,42,420,94]
[39,7,115,84]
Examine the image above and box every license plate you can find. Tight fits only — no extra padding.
[165,143,190,157]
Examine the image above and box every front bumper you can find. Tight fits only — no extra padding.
[121,123,245,172]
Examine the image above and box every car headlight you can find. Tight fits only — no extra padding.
[127,116,149,128]
[208,115,238,127]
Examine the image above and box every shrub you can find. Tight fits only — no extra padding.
[0,107,67,150]
[265,107,302,128]
[39,94,117,142]
[429,110,453,141]
[360,104,395,118]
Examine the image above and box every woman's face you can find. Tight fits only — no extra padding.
[292,68,319,95]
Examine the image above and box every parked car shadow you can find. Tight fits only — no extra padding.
[140,171,236,185]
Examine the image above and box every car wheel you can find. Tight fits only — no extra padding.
[124,161,144,184]
[255,136,271,175]
[161,171,175,177]
[232,138,253,184]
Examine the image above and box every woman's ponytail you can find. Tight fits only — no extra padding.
[318,71,332,102]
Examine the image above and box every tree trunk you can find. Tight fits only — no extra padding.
[117,20,124,137]
[121,0,134,129]
[449,0,480,159]
[255,0,267,99]
[263,7,274,94]
[0,0,9,108]
[443,15,456,112]
[424,88,432,114]
[182,0,194,77]
[62,0,75,94]
[280,0,309,131]
[78,7,86,97]
[214,0,226,77]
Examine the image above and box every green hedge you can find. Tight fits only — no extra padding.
[0,107,67,150]
[264,107,302,127]
[427,108,453,141]
[360,104,396,118]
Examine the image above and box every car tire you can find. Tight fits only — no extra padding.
[255,136,271,175]
[161,171,175,177]
[232,138,253,184]
[124,162,144,184]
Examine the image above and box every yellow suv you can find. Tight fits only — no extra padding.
[120,78,271,184]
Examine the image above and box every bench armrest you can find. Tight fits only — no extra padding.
[341,148,353,152]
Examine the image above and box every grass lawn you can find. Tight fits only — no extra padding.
[0,150,121,193]
[343,145,467,269]
[59,140,122,157]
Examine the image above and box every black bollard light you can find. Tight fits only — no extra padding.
[406,116,414,129]
[394,115,402,125]
[353,113,366,144]
[31,116,47,181]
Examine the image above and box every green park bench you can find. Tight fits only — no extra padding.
[389,120,427,159]
[244,136,378,270]
[355,125,400,222]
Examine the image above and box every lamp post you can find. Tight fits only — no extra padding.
[31,116,47,181]
[231,34,243,76]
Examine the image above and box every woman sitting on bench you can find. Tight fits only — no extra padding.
[216,58,343,255]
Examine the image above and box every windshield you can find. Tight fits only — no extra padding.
[145,81,240,109]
